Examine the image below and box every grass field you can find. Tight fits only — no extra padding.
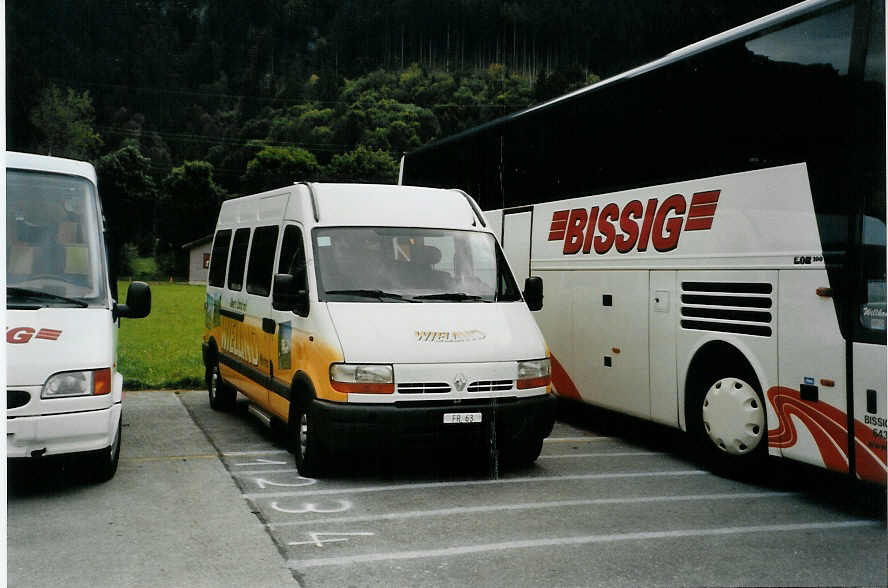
[117,280,205,390]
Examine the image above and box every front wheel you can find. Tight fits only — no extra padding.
[502,436,544,467]
[689,374,767,475]
[207,361,235,411]
[87,417,122,483]
[290,403,328,478]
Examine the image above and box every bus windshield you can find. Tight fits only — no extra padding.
[6,169,108,308]
[312,227,521,303]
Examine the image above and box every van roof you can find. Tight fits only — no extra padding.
[219,183,486,230]
[6,151,97,183]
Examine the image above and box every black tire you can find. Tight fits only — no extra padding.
[87,416,122,483]
[207,361,235,411]
[290,402,328,478]
[687,371,768,476]
[502,435,544,467]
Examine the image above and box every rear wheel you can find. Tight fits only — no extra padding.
[207,361,235,411]
[688,372,767,475]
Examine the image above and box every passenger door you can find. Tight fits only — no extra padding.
[268,224,311,420]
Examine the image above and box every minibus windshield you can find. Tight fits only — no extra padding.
[313,227,522,303]
[6,169,108,308]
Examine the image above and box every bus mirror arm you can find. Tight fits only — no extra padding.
[524,276,544,311]
[114,281,151,320]
[273,273,309,315]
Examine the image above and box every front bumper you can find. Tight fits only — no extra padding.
[311,393,556,451]
[7,403,121,458]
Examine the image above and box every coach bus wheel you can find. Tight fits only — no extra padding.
[207,362,235,411]
[290,404,326,477]
[690,374,767,474]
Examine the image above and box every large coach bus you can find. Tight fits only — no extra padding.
[400,0,886,484]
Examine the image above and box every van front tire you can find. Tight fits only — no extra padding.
[290,403,328,478]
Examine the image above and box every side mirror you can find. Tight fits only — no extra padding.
[272,273,309,316]
[523,276,543,311]
[115,281,151,319]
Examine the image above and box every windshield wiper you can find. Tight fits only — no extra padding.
[413,292,487,302]
[7,287,89,308]
[324,289,416,302]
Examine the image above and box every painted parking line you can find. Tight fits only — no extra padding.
[231,468,301,476]
[268,491,796,528]
[538,451,663,459]
[544,436,613,443]
[286,520,878,569]
[243,470,708,500]
[121,454,217,463]
[222,449,291,456]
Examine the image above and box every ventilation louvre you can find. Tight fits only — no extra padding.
[681,281,773,337]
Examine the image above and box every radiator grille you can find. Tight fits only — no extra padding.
[397,382,451,394]
[681,281,773,337]
[468,380,514,393]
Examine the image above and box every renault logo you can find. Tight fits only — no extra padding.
[453,373,468,392]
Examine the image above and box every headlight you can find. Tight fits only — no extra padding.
[516,358,551,390]
[330,363,394,394]
[42,368,112,398]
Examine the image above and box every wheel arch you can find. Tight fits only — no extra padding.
[682,339,763,432]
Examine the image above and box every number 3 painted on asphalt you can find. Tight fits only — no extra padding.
[270,499,352,514]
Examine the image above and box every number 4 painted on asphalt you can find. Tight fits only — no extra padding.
[288,532,375,547]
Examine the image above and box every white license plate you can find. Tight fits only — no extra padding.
[443,412,482,424]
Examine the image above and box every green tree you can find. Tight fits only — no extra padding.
[28,84,103,159]
[325,146,398,184]
[158,161,227,251]
[96,143,158,281]
[241,146,321,193]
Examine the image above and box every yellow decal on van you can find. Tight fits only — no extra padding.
[220,320,260,366]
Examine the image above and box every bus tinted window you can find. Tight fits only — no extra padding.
[227,228,250,291]
[246,225,279,296]
[208,230,231,288]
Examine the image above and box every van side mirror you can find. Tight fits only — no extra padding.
[273,273,309,316]
[115,281,151,319]
[524,276,543,311]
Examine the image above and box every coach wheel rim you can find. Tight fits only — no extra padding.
[701,377,765,456]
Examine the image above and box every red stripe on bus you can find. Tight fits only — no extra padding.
[552,210,570,222]
[550,354,582,400]
[684,217,714,231]
[549,230,567,241]
[690,190,720,206]
[688,203,718,217]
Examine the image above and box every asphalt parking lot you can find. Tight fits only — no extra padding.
[8,390,887,587]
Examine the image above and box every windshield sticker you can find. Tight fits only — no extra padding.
[415,329,486,343]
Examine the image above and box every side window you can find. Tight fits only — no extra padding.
[207,229,231,288]
[246,225,279,296]
[278,225,309,315]
[227,228,251,291]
